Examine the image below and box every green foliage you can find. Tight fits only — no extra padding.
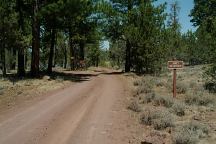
[172,121,209,144]
[176,82,187,94]
[109,40,125,68]
[128,100,141,112]
[140,108,174,130]
[142,92,156,103]
[191,0,216,85]
[153,95,174,108]
[102,0,168,73]
[171,101,185,116]
[136,80,153,95]
[86,42,100,67]
[0,0,214,79]
[185,91,214,106]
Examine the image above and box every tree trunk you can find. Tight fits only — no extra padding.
[53,45,56,68]
[47,28,56,74]
[53,32,57,68]
[125,39,131,72]
[1,48,6,76]
[18,48,25,76]
[25,49,28,69]
[12,48,16,70]
[17,0,25,77]
[79,41,85,60]
[64,46,67,69]
[69,29,74,70]
[125,1,132,72]
[96,56,99,67]
[31,0,40,77]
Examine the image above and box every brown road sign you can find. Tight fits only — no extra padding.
[167,60,184,98]
[168,61,184,69]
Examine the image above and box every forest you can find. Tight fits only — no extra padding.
[0,0,216,82]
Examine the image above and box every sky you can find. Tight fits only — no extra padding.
[102,0,195,49]
[155,0,196,33]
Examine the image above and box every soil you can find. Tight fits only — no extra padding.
[0,69,137,144]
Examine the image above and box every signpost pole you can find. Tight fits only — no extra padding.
[173,69,177,98]
[168,60,183,98]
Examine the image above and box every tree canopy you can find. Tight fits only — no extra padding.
[0,0,215,79]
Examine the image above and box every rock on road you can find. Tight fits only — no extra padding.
[0,71,132,144]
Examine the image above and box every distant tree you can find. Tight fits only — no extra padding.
[132,0,167,73]
[167,1,181,59]
[86,42,100,67]
[109,40,125,68]
[103,0,140,72]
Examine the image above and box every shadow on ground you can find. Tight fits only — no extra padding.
[0,72,96,84]
[0,71,124,84]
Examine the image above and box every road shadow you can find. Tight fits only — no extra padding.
[0,70,125,85]
[50,71,98,82]
[0,71,99,84]
[100,71,124,75]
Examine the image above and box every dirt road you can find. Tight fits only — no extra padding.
[0,72,132,144]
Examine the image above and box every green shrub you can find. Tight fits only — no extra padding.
[134,77,154,95]
[136,83,153,95]
[176,83,187,94]
[140,108,156,125]
[0,86,4,95]
[204,65,216,93]
[140,108,174,130]
[133,79,142,86]
[177,75,184,81]
[154,79,165,87]
[173,126,198,144]
[152,110,174,130]
[154,95,174,108]
[166,81,187,94]
[142,92,156,103]
[189,81,196,89]
[172,121,209,144]
[171,101,185,116]
[185,91,214,106]
[185,92,197,105]
[128,100,141,112]
[204,82,216,93]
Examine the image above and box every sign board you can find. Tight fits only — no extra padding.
[168,61,184,69]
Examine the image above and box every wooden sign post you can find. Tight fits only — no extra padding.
[168,61,184,98]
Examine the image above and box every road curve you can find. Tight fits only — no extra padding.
[0,73,126,144]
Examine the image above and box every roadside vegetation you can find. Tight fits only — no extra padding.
[127,65,216,144]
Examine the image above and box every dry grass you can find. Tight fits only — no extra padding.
[129,65,216,144]
[0,75,72,110]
